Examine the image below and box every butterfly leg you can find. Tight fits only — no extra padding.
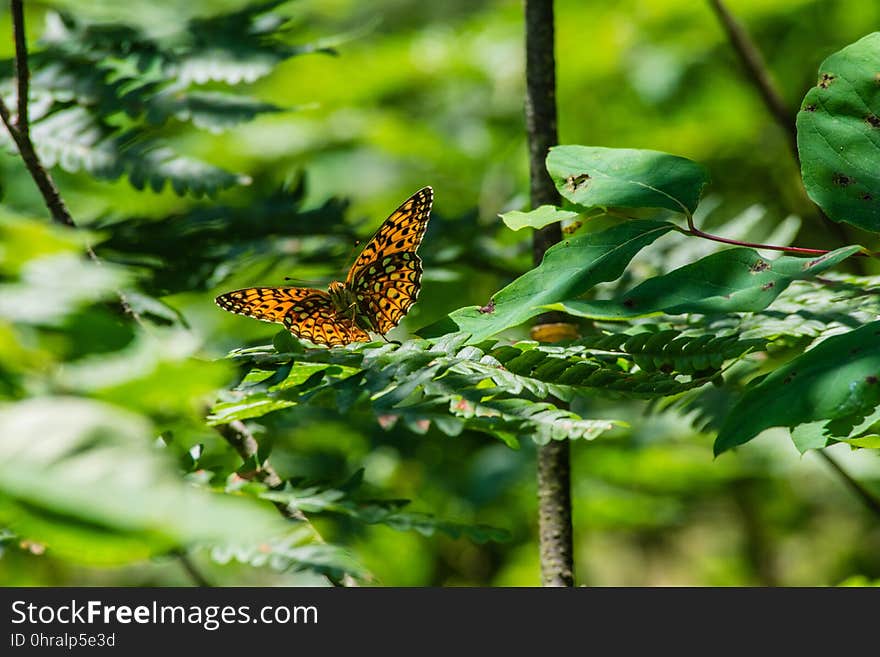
[380,333,402,346]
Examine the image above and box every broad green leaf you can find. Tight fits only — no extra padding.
[797,33,880,230]
[715,321,880,455]
[841,435,880,449]
[551,245,862,320]
[0,253,128,325]
[421,220,674,343]
[0,397,286,564]
[791,401,880,452]
[546,145,709,215]
[500,205,580,231]
[0,211,91,276]
[55,330,231,417]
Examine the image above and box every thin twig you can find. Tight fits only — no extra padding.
[817,450,880,519]
[214,420,358,587]
[606,209,871,258]
[680,225,834,256]
[0,1,143,325]
[706,0,855,256]
[176,551,213,587]
[11,0,29,137]
[707,0,796,159]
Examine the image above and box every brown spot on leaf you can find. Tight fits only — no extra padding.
[750,259,770,273]
[832,172,853,186]
[804,103,817,112]
[818,73,835,89]
[866,114,880,128]
[783,371,797,384]
[866,375,878,384]
[623,298,636,308]
[862,192,873,201]
[761,281,775,291]
[562,220,583,235]
[565,173,591,193]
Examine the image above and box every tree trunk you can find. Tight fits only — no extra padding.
[524,0,574,587]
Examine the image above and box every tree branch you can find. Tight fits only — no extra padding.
[2,1,73,227]
[706,0,855,256]
[176,551,213,587]
[11,0,30,137]
[817,450,880,519]
[707,0,796,159]
[214,420,358,587]
[0,0,143,325]
[524,0,575,588]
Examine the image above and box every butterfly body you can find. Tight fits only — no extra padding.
[216,187,433,347]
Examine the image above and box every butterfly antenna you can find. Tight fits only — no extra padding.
[345,239,362,266]
[381,334,402,346]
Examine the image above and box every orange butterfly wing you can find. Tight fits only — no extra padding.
[346,187,432,334]
[216,187,432,346]
[215,287,369,347]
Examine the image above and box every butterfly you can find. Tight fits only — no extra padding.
[215,187,433,347]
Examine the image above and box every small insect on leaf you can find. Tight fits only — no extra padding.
[478,299,496,314]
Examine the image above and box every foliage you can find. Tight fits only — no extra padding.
[0,1,325,197]
[546,145,709,215]
[1,1,880,588]
[423,220,675,342]
[715,321,880,455]
[797,32,880,231]
[552,245,862,320]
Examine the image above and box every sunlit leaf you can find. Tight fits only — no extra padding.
[715,321,880,454]
[546,145,709,215]
[421,220,674,342]
[551,245,862,320]
[0,397,286,564]
[797,32,880,230]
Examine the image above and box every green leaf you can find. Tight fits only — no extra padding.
[500,205,580,231]
[546,145,709,215]
[797,32,880,230]
[421,220,674,343]
[213,337,635,445]
[715,321,880,455]
[10,107,249,197]
[145,91,283,133]
[0,211,91,276]
[0,253,128,325]
[261,481,510,543]
[55,331,232,417]
[551,245,862,320]
[0,397,286,564]
[210,525,367,582]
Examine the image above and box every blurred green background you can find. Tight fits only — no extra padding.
[1,0,879,586]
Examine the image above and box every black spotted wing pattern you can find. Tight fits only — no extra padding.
[346,187,432,288]
[216,187,432,346]
[346,187,432,335]
[351,252,423,334]
[215,287,368,347]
